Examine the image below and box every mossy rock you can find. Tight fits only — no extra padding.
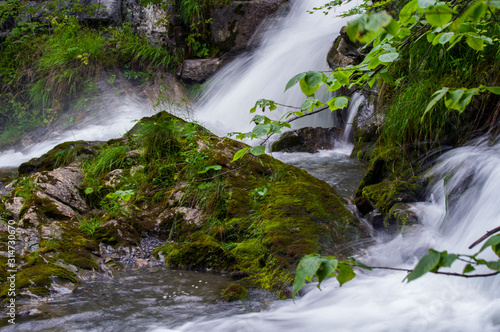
[0,261,76,298]
[221,283,248,302]
[18,141,101,176]
[231,238,268,270]
[166,235,236,270]
[384,203,419,229]
[361,179,419,214]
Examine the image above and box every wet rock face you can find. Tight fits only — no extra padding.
[211,0,286,53]
[271,127,343,153]
[35,167,89,214]
[176,58,223,83]
[326,26,365,70]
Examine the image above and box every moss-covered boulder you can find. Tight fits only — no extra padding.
[18,141,101,176]
[221,283,249,302]
[1,110,366,302]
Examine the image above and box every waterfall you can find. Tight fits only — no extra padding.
[192,0,362,137]
[152,138,500,332]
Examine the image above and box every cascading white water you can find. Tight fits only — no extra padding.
[152,138,500,332]
[193,0,362,137]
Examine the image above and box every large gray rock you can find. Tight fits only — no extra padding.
[211,0,286,53]
[80,0,123,24]
[35,167,89,214]
[271,127,342,153]
[326,27,365,70]
[176,58,223,82]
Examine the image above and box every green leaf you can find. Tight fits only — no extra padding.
[348,257,373,271]
[368,56,382,69]
[85,187,94,195]
[485,260,500,271]
[232,148,250,162]
[336,264,356,286]
[379,52,399,63]
[405,250,441,282]
[425,5,454,28]
[327,96,349,111]
[444,89,465,110]
[463,264,476,274]
[439,252,458,268]
[418,0,436,9]
[423,87,449,118]
[299,71,326,97]
[487,0,500,9]
[293,111,305,117]
[252,124,271,138]
[384,18,400,36]
[426,32,436,42]
[293,255,323,298]
[380,71,394,84]
[301,99,314,111]
[479,234,500,253]
[466,34,484,51]
[400,0,418,23]
[198,165,222,174]
[249,145,266,156]
[285,72,306,91]
[484,86,500,95]
[334,70,351,85]
[316,258,338,285]
[439,32,454,44]
[346,11,392,44]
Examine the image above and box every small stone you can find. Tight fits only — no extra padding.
[135,258,149,267]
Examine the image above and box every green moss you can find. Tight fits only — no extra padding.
[221,283,248,302]
[0,262,76,298]
[166,235,235,270]
[18,141,100,176]
[231,238,267,270]
[362,179,418,214]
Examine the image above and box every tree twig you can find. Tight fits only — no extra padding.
[469,226,500,249]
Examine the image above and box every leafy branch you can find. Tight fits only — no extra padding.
[293,227,500,298]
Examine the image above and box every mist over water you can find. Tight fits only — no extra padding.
[192,0,362,137]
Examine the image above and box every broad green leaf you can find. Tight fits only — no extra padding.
[301,99,314,111]
[485,260,500,271]
[426,32,436,42]
[316,258,338,285]
[249,145,266,156]
[444,89,465,110]
[299,71,325,97]
[232,148,250,162]
[336,264,356,286]
[466,34,484,51]
[346,11,392,44]
[425,5,454,28]
[270,124,282,134]
[285,72,306,91]
[85,187,94,194]
[368,56,382,69]
[293,255,323,298]
[327,96,349,111]
[423,87,449,117]
[384,18,400,36]
[334,70,351,85]
[327,79,343,92]
[379,52,399,63]
[405,250,441,282]
[252,124,271,138]
[484,86,500,95]
[479,234,500,253]
[400,0,418,23]
[439,32,454,44]
[293,111,305,117]
[455,88,478,113]
[463,264,476,274]
[439,252,458,268]
[487,0,500,9]
[418,0,436,9]
[380,71,394,84]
